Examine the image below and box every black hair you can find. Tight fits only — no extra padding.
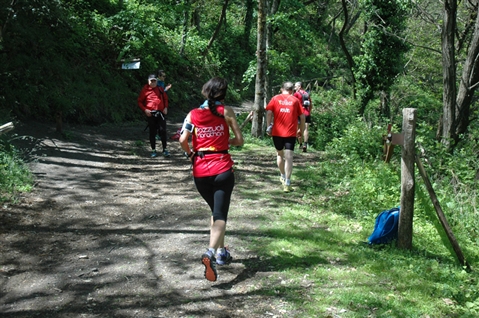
[201,77,228,118]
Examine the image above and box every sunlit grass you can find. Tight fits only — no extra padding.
[238,125,479,317]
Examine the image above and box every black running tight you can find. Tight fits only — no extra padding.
[194,169,235,222]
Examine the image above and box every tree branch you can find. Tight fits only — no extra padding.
[203,0,229,56]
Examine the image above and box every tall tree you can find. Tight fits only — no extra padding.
[264,0,280,104]
[442,0,457,147]
[251,0,267,137]
[203,0,229,56]
[179,0,190,57]
[441,0,479,148]
[452,1,479,143]
[0,0,18,46]
[242,0,254,50]
[339,0,357,98]
[353,0,410,116]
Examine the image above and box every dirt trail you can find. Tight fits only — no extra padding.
[0,119,318,318]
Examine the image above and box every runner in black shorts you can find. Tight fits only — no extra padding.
[265,81,305,193]
[272,136,297,151]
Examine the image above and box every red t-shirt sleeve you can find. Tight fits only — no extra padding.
[265,96,276,111]
[137,86,147,111]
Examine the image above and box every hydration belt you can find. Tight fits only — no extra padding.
[196,150,229,158]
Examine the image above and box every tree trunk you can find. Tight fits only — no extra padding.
[379,90,390,119]
[251,0,267,137]
[203,0,229,56]
[242,0,254,51]
[193,4,201,31]
[441,0,457,147]
[264,0,280,112]
[179,0,189,57]
[339,0,356,98]
[454,3,479,139]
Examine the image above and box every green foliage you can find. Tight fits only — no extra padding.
[244,115,479,316]
[354,0,411,113]
[389,77,443,126]
[0,138,33,202]
[309,89,356,150]
[302,119,401,217]
[325,118,384,161]
[413,133,479,247]
[1,0,140,124]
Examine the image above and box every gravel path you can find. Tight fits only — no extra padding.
[1,120,317,318]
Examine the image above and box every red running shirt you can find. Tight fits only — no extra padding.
[190,105,233,177]
[265,94,304,137]
[137,85,168,112]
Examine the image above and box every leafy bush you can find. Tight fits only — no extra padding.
[325,118,384,161]
[0,138,33,202]
[309,90,356,150]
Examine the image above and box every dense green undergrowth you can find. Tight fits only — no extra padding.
[0,137,33,202]
[239,118,479,317]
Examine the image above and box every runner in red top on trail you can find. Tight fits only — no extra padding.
[189,104,233,177]
[265,93,304,137]
[179,77,244,282]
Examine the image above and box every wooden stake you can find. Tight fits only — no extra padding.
[415,154,470,270]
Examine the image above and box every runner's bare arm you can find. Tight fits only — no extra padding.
[179,113,193,155]
[224,106,244,147]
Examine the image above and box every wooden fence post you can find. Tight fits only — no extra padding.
[398,108,417,249]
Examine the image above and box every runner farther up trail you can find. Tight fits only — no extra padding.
[266,81,305,193]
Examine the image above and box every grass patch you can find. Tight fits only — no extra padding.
[247,202,478,317]
[237,123,479,317]
[0,137,33,202]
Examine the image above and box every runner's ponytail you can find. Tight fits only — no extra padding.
[207,99,224,118]
[202,77,228,118]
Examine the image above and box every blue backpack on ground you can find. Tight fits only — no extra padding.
[367,207,400,244]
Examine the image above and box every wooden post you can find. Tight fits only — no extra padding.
[398,108,416,249]
[240,111,254,129]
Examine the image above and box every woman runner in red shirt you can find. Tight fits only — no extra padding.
[179,77,244,282]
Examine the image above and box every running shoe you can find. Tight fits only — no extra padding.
[283,184,294,193]
[216,247,232,266]
[302,145,307,153]
[163,149,170,157]
[151,150,157,158]
[201,250,217,282]
[280,176,286,185]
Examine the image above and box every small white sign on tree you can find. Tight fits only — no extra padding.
[121,60,140,70]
